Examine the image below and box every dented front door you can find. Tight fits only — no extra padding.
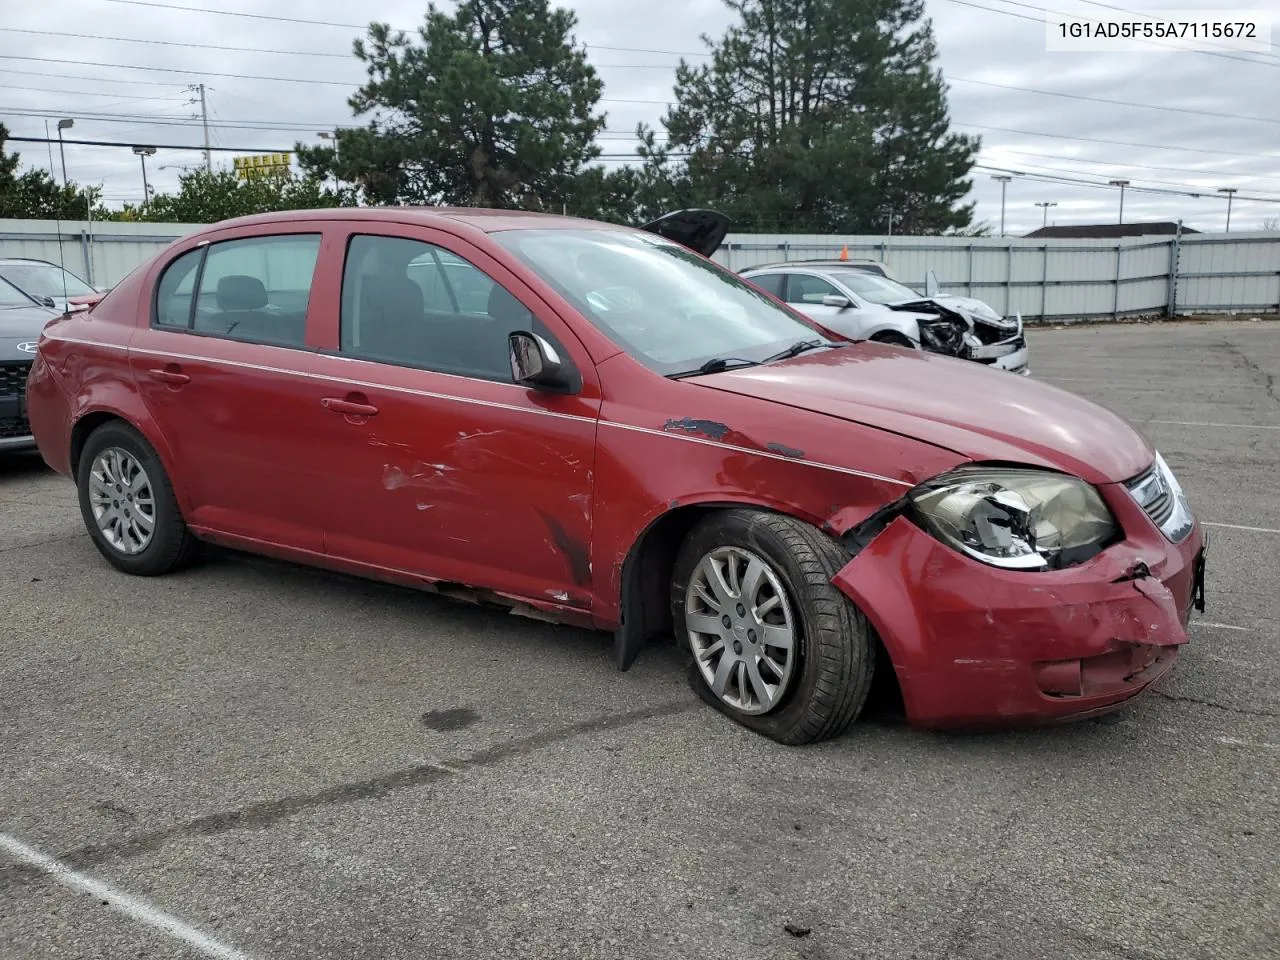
[301,222,600,610]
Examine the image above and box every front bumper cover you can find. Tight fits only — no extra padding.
[831,507,1204,729]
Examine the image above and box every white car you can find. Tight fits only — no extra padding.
[740,261,1030,375]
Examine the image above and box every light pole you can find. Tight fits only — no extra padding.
[992,175,1012,237]
[1109,179,1130,224]
[132,145,157,211]
[1036,201,1058,227]
[1218,187,1238,232]
[56,118,73,186]
[317,130,342,189]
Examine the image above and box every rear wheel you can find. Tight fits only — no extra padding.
[670,508,875,745]
[76,421,201,576]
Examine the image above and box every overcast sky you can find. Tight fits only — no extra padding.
[1,0,1277,235]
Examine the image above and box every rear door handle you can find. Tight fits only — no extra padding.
[147,367,190,385]
[321,397,379,417]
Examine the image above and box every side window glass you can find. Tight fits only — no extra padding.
[785,275,840,305]
[340,234,538,382]
[155,247,204,328]
[191,234,321,347]
[748,273,785,298]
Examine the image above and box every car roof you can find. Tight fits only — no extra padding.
[743,259,887,271]
[195,206,627,235]
[0,257,66,267]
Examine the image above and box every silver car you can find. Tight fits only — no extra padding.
[0,257,102,315]
[740,261,1030,375]
[0,277,59,452]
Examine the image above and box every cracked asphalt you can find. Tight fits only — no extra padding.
[2,319,1278,960]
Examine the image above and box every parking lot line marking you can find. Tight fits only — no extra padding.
[0,832,255,960]
[1196,621,1250,632]
[1148,420,1280,431]
[1202,521,1280,534]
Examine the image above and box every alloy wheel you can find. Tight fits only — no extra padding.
[685,545,798,715]
[87,446,156,555]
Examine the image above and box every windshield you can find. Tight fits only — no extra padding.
[0,262,95,298]
[492,228,833,376]
[831,269,922,305]
[0,276,33,307]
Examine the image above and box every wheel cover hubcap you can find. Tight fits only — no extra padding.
[88,447,156,555]
[685,546,797,715]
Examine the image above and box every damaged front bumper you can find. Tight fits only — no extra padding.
[969,333,1030,376]
[830,507,1205,729]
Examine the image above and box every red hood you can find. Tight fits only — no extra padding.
[697,343,1155,485]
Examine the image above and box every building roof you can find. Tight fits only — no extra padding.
[1022,221,1200,239]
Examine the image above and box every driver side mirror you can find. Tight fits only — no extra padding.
[821,294,852,310]
[509,331,577,393]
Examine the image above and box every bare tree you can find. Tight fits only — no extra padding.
[1262,216,1280,231]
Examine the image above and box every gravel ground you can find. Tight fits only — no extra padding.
[2,320,1277,960]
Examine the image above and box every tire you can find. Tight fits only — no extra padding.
[670,508,875,745]
[75,420,202,576]
[870,331,916,349]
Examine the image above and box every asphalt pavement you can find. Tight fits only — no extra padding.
[2,319,1278,960]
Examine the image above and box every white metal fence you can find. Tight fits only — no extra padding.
[713,230,1280,320]
[3,217,1278,321]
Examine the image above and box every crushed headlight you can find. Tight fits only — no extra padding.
[909,466,1120,571]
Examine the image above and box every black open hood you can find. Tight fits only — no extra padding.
[639,209,731,258]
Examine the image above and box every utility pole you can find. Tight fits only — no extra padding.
[991,175,1012,237]
[196,83,212,171]
[1218,187,1238,232]
[1109,180,1130,224]
[1036,201,1057,228]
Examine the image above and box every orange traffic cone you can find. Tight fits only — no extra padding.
[839,245,848,261]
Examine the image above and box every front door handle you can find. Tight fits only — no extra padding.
[147,367,190,385]
[321,396,379,417]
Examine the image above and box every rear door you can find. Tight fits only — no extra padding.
[299,222,601,609]
[129,227,330,550]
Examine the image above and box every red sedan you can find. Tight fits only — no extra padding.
[23,207,1208,744]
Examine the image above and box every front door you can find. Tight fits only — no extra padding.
[782,273,879,338]
[301,225,600,609]
[130,229,329,551]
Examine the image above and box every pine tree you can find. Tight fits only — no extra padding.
[296,0,606,211]
[659,0,980,234]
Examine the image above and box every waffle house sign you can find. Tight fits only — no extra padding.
[233,153,292,180]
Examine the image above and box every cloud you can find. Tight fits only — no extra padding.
[1,0,1276,233]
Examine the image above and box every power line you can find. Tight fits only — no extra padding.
[0,26,352,59]
[973,161,1280,199]
[0,66,188,88]
[994,148,1280,185]
[97,0,709,57]
[1015,0,1280,61]
[943,0,1280,68]
[6,19,1268,128]
[12,131,1280,205]
[949,76,1280,126]
[972,162,1280,203]
[955,122,1279,160]
[11,97,1279,165]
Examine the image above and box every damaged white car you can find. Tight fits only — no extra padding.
[739,261,1029,375]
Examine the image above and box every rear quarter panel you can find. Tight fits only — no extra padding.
[30,263,185,500]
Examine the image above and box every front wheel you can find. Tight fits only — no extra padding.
[870,330,917,349]
[670,509,875,745]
